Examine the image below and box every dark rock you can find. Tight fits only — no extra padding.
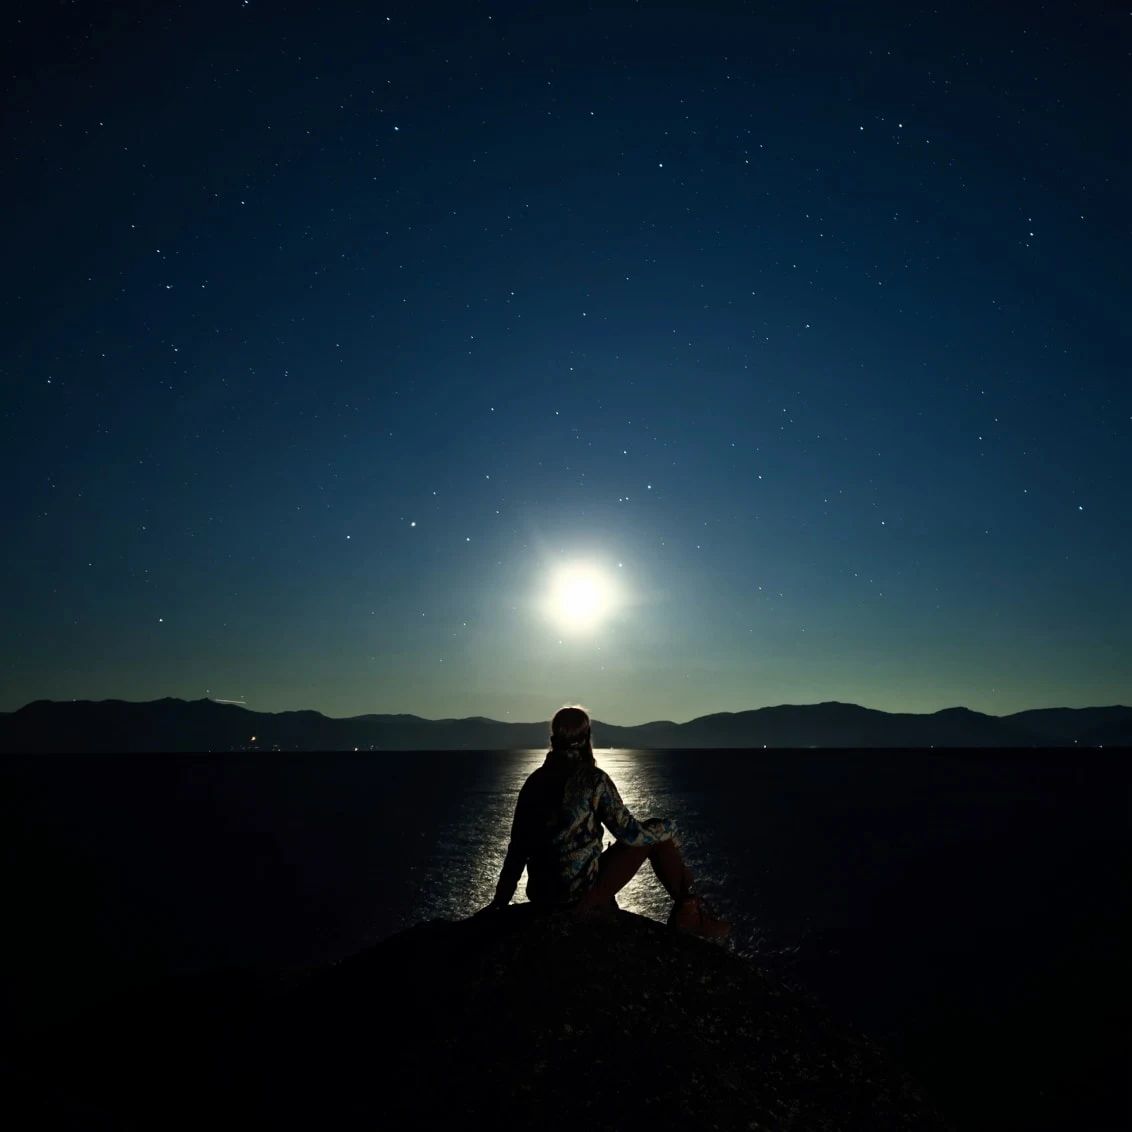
[18,904,958,1129]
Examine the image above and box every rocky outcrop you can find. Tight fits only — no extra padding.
[19,904,955,1130]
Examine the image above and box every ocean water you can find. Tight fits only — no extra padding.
[2,748,1126,1131]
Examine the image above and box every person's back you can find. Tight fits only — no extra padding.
[487,705,730,939]
[516,758,605,906]
[515,757,675,906]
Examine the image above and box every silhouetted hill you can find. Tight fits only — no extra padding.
[15,906,955,1130]
[1,697,1129,752]
[1005,706,1132,747]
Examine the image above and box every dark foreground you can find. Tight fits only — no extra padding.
[14,903,955,1131]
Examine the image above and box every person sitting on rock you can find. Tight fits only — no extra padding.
[482,704,730,939]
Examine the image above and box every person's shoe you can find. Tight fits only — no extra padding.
[667,892,731,940]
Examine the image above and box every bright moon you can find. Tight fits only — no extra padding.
[546,563,618,633]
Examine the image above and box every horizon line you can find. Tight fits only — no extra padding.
[9,695,1129,730]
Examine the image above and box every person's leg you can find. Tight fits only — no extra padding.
[576,841,650,908]
[576,826,696,909]
[645,837,696,902]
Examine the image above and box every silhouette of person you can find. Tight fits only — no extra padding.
[482,705,730,938]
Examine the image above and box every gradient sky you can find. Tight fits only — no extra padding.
[2,2,1128,724]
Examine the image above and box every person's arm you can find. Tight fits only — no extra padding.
[594,771,677,846]
[490,784,532,907]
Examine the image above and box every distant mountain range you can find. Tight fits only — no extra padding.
[1,697,1129,753]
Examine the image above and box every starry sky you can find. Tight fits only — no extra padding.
[2,1,1128,724]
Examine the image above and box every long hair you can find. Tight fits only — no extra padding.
[539,705,595,817]
[548,704,595,765]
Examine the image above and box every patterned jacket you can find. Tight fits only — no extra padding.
[493,750,677,906]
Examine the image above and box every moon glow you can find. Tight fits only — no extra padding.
[546,563,618,633]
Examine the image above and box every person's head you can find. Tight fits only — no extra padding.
[549,704,594,764]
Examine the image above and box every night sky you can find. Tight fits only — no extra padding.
[3,2,1128,724]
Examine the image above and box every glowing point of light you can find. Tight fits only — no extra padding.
[545,562,620,633]
[562,578,600,618]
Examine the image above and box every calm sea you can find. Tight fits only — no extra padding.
[2,749,1126,1132]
